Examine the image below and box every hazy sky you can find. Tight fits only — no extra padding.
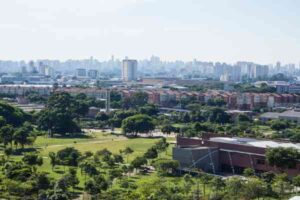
[0,0,300,64]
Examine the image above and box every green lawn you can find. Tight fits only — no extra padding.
[34,131,118,147]
[28,132,174,187]
[40,138,162,156]
[5,131,177,193]
[252,125,275,137]
[4,131,294,199]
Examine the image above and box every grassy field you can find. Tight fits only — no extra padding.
[252,125,275,137]
[34,131,117,147]
[3,131,292,199]
[20,132,175,188]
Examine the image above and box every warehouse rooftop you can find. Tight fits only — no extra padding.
[209,137,300,150]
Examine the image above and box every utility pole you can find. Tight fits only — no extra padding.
[105,88,110,113]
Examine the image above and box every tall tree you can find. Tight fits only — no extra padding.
[266,147,300,170]
[49,152,57,170]
[208,107,231,124]
[22,152,43,167]
[138,104,159,116]
[0,125,14,148]
[293,175,300,193]
[225,177,244,200]
[243,177,266,200]
[154,138,169,155]
[120,147,134,163]
[130,156,147,170]
[144,147,158,160]
[153,159,179,175]
[161,124,176,135]
[272,174,291,199]
[57,147,81,167]
[37,92,83,136]
[64,168,79,192]
[209,177,225,194]
[0,102,31,127]
[13,122,36,149]
[122,114,155,136]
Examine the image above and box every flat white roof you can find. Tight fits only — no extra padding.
[209,137,300,150]
[0,84,53,88]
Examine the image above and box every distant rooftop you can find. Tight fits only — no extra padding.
[0,84,53,88]
[226,110,252,114]
[209,137,300,150]
[260,109,300,119]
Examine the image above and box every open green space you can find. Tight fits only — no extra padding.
[8,131,175,186]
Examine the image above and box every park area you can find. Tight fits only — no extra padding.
[0,92,299,199]
[2,130,293,200]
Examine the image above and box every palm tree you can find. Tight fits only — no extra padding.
[48,152,57,171]
[121,147,134,163]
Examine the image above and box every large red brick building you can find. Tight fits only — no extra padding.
[173,135,300,176]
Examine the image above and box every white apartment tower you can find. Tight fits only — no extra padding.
[253,65,269,78]
[122,59,137,81]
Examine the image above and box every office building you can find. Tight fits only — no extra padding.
[122,59,138,81]
[253,65,269,78]
[28,61,37,74]
[76,68,87,78]
[45,66,54,77]
[38,62,46,75]
[21,66,27,74]
[87,69,98,79]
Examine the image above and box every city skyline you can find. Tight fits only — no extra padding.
[1,0,300,64]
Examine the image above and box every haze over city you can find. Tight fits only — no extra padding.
[1,0,300,63]
[1,1,300,199]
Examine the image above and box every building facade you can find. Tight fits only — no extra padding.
[76,68,87,78]
[174,135,300,176]
[122,59,137,81]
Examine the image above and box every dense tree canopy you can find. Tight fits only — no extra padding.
[208,107,231,124]
[270,120,290,131]
[153,159,179,175]
[266,147,300,169]
[109,110,136,128]
[0,102,31,127]
[122,114,155,136]
[138,104,159,116]
[37,92,85,136]
[56,147,82,166]
[14,122,36,149]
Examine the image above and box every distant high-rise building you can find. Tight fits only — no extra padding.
[253,65,269,78]
[214,62,224,78]
[237,61,253,79]
[275,61,281,72]
[21,66,27,74]
[38,62,46,75]
[45,66,54,77]
[28,61,37,74]
[287,64,296,75]
[231,65,241,81]
[88,69,98,79]
[122,59,137,81]
[76,68,87,77]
